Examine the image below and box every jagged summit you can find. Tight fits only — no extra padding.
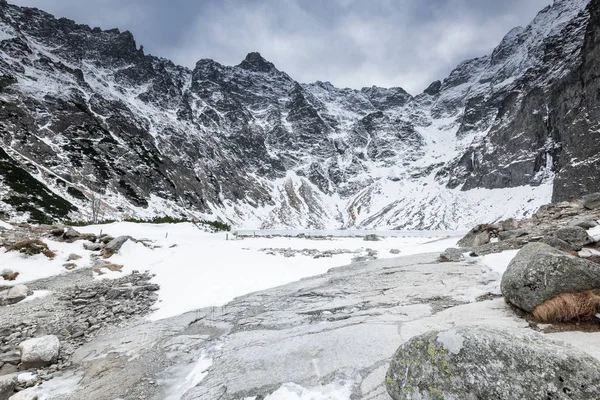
[237,51,278,73]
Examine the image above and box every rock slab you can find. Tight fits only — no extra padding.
[386,326,600,400]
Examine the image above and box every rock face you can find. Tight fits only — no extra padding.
[501,242,600,312]
[18,335,60,368]
[386,326,600,400]
[0,0,597,229]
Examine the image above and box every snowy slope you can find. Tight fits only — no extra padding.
[0,0,596,229]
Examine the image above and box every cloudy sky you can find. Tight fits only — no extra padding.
[11,0,552,94]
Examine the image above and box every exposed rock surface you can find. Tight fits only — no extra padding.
[501,243,600,312]
[386,326,600,400]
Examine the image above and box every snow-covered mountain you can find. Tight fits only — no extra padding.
[0,0,598,229]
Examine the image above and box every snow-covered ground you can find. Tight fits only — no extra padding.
[1,222,461,321]
[78,222,462,320]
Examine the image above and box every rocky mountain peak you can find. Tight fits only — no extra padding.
[0,0,597,230]
[237,51,278,73]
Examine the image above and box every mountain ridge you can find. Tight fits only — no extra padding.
[0,0,597,229]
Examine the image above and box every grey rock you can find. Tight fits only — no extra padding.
[498,229,529,241]
[569,218,598,229]
[457,225,492,247]
[500,218,520,231]
[363,234,380,242]
[66,253,82,261]
[0,351,20,366]
[63,227,81,240]
[18,335,60,369]
[9,390,39,400]
[0,373,17,400]
[501,243,600,312]
[104,236,132,253]
[582,193,600,210]
[386,326,600,400]
[540,237,575,252]
[438,248,464,262]
[0,286,28,306]
[554,226,595,248]
[83,243,102,251]
[389,249,401,255]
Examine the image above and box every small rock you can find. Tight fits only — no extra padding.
[500,218,520,231]
[389,249,401,255]
[9,390,38,400]
[554,226,594,248]
[103,236,133,258]
[62,263,77,271]
[582,192,600,210]
[0,373,17,400]
[66,253,82,261]
[0,286,28,306]
[0,351,21,366]
[18,335,60,369]
[363,234,380,242]
[438,248,464,262]
[83,242,102,251]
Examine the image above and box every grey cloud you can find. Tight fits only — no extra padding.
[10,0,552,93]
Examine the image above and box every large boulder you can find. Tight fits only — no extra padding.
[582,193,600,210]
[501,243,600,312]
[553,226,594,248]
[0,285,28,306]
[386,326,600,400]
[18,335,60,369]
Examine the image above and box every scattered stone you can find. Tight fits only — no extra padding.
[0,286,28,306]
[457,224,494,247]
[18,335,60,369]
[570,218,598,229]
[102,236,132,258]
[83,243,102,251]
[386,326,600,400]
[0,373,17,400]
[501,243,600,312]
[62,227,81,241]
[9,390,38,400]
[438,248,464,262]
[66,254,82,261]
[62,263,77,271]
[500,218,520,231]
[0,351,20,366]
[540,237,575,252]
[498,229,528,241]
[582,193,600,210]
[553,226,594,248]
[363,234,380,242]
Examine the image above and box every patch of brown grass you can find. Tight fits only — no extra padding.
[92,263,123,275]
[7,239,55,259]
[532,290,600,322]
[1,271,19,281]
